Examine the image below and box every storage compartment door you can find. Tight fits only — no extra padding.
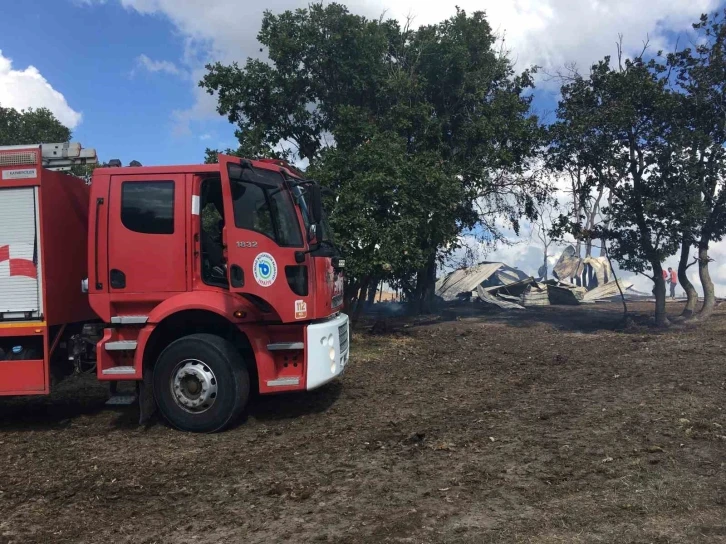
[0,187,41,320]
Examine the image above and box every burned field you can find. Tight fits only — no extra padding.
[0,302,725,543]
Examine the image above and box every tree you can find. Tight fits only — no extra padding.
[666,138,703,318]
[201,3,542,313]
[530,198,558,280]
[0,105,71,146]
[550,47,682,326]
[547,64,625,261]
[203,144,285,165]
[666,10,726,320]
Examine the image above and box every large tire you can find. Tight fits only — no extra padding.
[153,334,249,433]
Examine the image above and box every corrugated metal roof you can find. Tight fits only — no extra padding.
[436,262,532,301]
[436,263,505,301]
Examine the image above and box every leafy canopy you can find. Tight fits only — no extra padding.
[0,105,71,146]
[201,3,542,293]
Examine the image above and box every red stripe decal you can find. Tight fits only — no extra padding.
[9,259,37,279]
[0,246,8,263]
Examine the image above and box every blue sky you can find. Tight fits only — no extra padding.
[0,1,236,166]
[2,0,726,292]
[1,0,719,168]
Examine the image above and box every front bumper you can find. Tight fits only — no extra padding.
[306,313,350,390]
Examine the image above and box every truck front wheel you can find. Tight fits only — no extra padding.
[153,334,250,433]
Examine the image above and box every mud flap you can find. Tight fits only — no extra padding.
[137,366,156,424]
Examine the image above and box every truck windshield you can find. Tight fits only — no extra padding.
[228,166,303,247]
[292,184,337,254]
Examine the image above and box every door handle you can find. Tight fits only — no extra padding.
[94,197,104,290]
[230,264,244,288]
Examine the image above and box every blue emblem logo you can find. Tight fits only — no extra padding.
[252,252,277,287]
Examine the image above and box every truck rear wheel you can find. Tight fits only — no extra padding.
[153,334,249,433]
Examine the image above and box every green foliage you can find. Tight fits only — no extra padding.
[0,105,71,146]
[201,3,541,301]
[550,54,682,271]
[201,203,222,235]
[548,46,693,325]
[203,143,285,164]
[667,11,726,246]
[0,104,101,183]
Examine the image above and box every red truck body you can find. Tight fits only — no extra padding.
[0,144,348,432]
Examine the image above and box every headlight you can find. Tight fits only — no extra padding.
[329,347,335,361]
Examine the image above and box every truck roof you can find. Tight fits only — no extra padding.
[95,158,302,178]
[95,164,221,176]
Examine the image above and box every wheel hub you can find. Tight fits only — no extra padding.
[171,359,218,413]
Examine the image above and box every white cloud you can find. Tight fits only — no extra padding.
[134,54,183,76]
[78,0,726,295]
[199,133,212,141]
[87,0,719,89]
[170,67,219,135]
[0,50,82,129]
[80,0,719,128]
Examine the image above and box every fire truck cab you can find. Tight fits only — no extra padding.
[0,144,348,433]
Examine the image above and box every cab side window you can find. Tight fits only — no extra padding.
[231,180,303,247]
[232,182,275,239]
[121,181,174,234]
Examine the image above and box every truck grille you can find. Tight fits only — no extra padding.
[338,322,349,354]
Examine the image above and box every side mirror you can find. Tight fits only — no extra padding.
[307,223,320,244]
[309,184,323,224]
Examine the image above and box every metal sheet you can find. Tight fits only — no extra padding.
[436,263,505,301]
[582,279,633,301]
[480,277,535,297]
[436,262,529,302]
[546,285,581,305]
[476,285,525,309]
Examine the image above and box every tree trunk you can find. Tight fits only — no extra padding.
[652,267,668,327]
[351,276,372,325]
[366,281,378,307]
[697,243,716,319]
[413,268,425,314]
[344,278,361,315]
[599,240,607,257]
[678,238,698,319]
[416,254,437,314]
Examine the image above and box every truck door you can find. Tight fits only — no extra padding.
[107,174,186,293]
[218,155,310,322]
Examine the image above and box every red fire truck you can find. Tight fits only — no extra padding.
[0,142,348,432]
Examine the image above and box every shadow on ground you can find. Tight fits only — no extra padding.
[0,375,343,432]
[360,300,698,336]
[247,381,342,422]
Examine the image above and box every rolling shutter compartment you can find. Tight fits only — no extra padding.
[0,187,41,319]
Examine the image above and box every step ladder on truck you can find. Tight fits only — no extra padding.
[0,143,348,432]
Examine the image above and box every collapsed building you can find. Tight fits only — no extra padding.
[551,245,611,288]
[435,247,633,310]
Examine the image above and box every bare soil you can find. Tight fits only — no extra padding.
[1,302,725,543]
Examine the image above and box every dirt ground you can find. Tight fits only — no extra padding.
[1,301,725,543]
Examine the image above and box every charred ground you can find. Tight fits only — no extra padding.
[0,302,725,543]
